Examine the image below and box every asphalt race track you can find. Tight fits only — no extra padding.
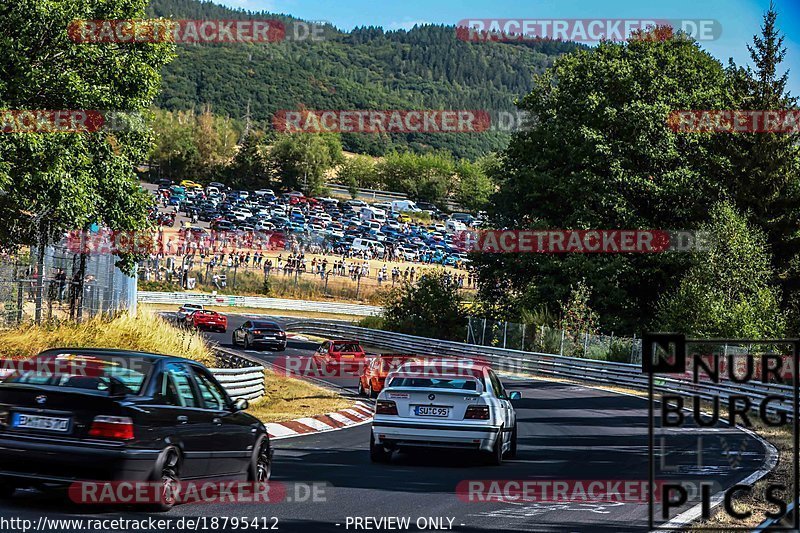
[0,312,772,533]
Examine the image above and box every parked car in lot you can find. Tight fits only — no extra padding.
[0,349,271,510]
[188,310,227,333]
[312,340,367,373]
[370,360,520,465]
[358,354,419,398]
[232,321,287,351]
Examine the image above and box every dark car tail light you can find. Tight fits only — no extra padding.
[464,405,490,420]
[375,400,398,415]
[89,416,134,440]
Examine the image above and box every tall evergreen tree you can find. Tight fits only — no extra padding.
[724,3,800,327]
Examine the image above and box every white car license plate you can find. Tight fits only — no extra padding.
[415,406,450,417]
[12,413,70,432]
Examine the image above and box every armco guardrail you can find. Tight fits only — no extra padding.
[209,366,265,401]
[282,320,796,421]
[324,183,407,201]
[138,291,382,316]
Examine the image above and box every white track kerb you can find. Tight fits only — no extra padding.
[265,401,373,440]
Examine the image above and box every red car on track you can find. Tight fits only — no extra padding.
[188,310,228,333]
[312,339,367,375]
[358,354,419,398]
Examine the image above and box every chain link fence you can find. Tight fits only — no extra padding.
[465,317,642,363]
[0,241,136,327]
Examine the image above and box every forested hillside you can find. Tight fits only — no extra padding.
[147,0,582,159]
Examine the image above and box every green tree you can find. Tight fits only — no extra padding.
[0,0,174,273]
[724,3,800,324]
[226,130,271,190]
[455,157,495,211]
[381,270,466,341]
[376,151,455,204]
[268,133,344,195]
[149,109,200,181]
[656,202,785,338]
[337,155,379,190]
[473,29,737,332]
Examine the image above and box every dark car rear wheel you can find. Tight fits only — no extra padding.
[244,335,251,349]
[368,381,377,399]
[0,481,16,499]
[249,438,272,482]
[357,379,366,396]
[152,447,181,512]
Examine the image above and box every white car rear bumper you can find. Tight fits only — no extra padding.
[372,419,502,452]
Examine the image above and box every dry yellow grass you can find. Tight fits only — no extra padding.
[0,312,351,424]
[246,369,351,423]
[0,311,214,366]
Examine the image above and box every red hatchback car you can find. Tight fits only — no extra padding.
[358,354,419,398]
[312,340,366,375]
[189,310,228,333]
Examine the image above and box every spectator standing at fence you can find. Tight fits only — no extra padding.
[56,268,67,302]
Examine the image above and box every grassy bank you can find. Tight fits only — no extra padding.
[0,311,214,365]
[249,371,351,423]
[0,311,351,424]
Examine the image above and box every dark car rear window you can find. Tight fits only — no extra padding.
[388,377,479,391]
[253,322,280,330]
[2,353,153,395]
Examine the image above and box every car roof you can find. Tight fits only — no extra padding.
[35,347,200,366]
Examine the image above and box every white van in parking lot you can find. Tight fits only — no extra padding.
[352,238,385,255]
[361,207,387,223]
[445,219,468,233]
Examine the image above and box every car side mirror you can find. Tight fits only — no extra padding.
[232,398,249,412]
[508,391,521,400]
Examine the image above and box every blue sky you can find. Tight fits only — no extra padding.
[216,0,800,97]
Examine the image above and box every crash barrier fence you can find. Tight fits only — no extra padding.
[282,320,798,422]
[466,316,643,364]
[282,320,795,532]
[210,350,266,401]
[324,183,407,201]
[137,291,382,316]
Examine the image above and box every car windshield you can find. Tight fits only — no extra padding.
[388,377,479,391]
[2,353,153,395]
[333,342,361,352]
